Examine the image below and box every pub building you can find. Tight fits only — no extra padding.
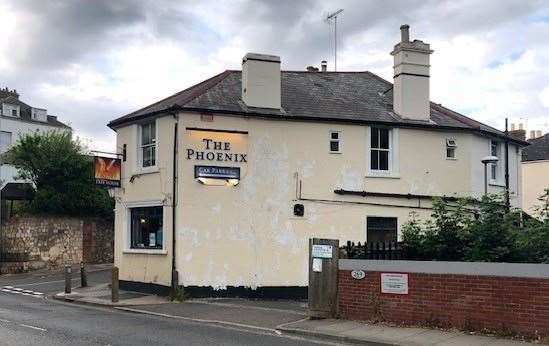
[107,25,525,297]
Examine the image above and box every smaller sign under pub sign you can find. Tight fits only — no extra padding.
[351,270,365,280]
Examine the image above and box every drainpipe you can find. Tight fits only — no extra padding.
[171,115,179,293]
[504,118,510,212]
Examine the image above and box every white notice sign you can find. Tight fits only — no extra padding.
[312,245,333,258]
[381,273,408,294]
[312,258,323,272]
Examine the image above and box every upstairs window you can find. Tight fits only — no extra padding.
[370,127,390,171]
[140,121,156,168]
[446,138,457,159]
[329,131,341,153]
[490,140,499,181]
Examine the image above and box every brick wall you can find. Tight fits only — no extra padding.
[0,215,113,273]
[338,263,549,338]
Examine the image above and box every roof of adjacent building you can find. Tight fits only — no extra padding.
[523,133,549,161]
[0,93,70,129]
[108,70,526,144]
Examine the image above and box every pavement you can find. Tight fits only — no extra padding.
[278,318,539,346]
[50,282,541,345]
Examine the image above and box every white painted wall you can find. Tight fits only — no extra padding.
[0,116,69,186]
[113,112,524,289]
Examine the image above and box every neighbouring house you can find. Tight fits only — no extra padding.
[0,87,71,219]
[107,25,527,297]
[522,132,549,216]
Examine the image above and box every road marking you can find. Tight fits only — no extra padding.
[1,286,45,298]
[10,278,80,287]
[19,324,47,332]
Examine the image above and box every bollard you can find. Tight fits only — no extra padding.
[111,266,119,303]
[64,265,72,294]
[80,262,87,287]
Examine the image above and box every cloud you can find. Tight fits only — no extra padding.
[0,0,548,151]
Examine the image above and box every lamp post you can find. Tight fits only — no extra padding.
[481,156,499,195]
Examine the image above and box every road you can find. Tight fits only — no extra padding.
[0,269,339,346]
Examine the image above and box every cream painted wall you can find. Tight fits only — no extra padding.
[522,160,549,216]
[113,117,174,286]
[113,112,523,288]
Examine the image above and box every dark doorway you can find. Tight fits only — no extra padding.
[367,217,397,242]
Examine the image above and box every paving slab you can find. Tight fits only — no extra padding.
[277,319,537,346]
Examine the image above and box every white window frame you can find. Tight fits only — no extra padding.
[489,139,502,185]
[123,200,167,255]
[329,130,342,154]
[0,131,12,152]
[136,120,159,173]
[446,138,457,160]
[367,126,399,178]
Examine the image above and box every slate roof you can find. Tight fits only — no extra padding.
[108,70,525,144]
[0,94,70,129]
[523,133,549,161]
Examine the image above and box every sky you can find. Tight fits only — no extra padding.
[1,0,548,152]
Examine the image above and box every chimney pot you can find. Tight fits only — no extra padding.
[400,24,410,43]
[321,60,327,72]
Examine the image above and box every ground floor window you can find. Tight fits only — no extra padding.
[367,217,397,243]
[130,206,163,249]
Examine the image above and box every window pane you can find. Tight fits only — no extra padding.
[491,164,497,180]
[150,145,156,166]
[143,146,153,167]
[331,132,339,140]
[367,217,397,243]
[447,148,455,158]
[379,151,389,170]
[131,206,163,249]
[142,124,151,145]
[370,150,379,170]
[379,129,389,149]
[330,140,339,152]
[491,141,498,156]
[371,128,379,148]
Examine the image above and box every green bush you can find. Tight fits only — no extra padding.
[401,192,549,263]
[3,131,114,218]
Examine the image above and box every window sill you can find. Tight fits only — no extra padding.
[123,249,167,255]
[329,151,342,154]
[489,182,506,188]
[132,167,159,176]
[446,157,457,161]
[366,172,400,179]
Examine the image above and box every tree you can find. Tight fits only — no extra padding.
[4,131,113,218]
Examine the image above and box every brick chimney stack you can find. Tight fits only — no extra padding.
[0,87,19,99]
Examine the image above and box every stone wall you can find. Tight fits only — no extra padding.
[0,215,113,273]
